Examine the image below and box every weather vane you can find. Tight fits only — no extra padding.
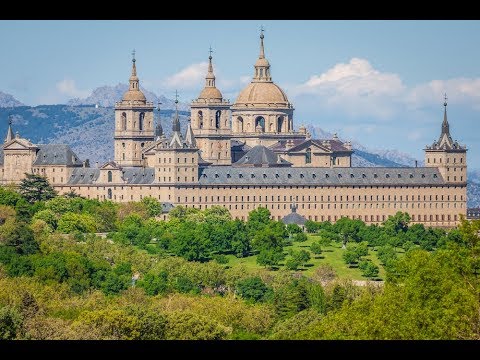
[175,90,179,104]
[132,49,136,62]
[209,46,213,58]
[260,25,265,36]
[444,93,448,106]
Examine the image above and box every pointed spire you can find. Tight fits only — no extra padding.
[442,93,450,135]
[122,50,146,102]
[172,90,181,133]
[259,26,265,59]
[129,49,139,91]
[196,47,223,101]
[253,26,271,82]
[5,115,13,143]
[185,118,197,147]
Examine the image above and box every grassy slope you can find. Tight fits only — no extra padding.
[225,234,386,281]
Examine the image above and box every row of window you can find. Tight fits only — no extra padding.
[427,157,464,164]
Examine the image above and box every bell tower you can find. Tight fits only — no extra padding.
[114,51,155,167]
[425,95,467,184]
[190,48,231,165]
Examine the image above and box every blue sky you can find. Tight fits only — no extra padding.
[1,20,479,168]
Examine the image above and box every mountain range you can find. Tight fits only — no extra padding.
[1,88,479,208]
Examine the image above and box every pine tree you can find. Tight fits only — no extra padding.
[18,173,57,204]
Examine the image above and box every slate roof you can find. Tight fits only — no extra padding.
[33,145,83,166]
[0,148,4,165]
[68,167,155,185]
[198,166,445,186]
[269,139,351,153]
[282,211,307,225]
[65,165,446,187]
[234,145,292,167]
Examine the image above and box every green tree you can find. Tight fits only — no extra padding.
[362,262,379,279]
[32,209,58,230]
[294,232,308,243]
[257,249,284,269]
[0,186,23,207]
[138,271,168,296]
[0,306,23,340]
[285,258,300,270]
[333,217,364,248]
[310,241,322,256]
[57,212,97,234]
[1,222,38,255]
[383,211,411,236]
[304,220,320,233]
[164,311,227,340]
[18,173,57,204]
[293,249,311,267]
[141,196,163,218]
[287,223,302,236]
[236,276,272,303]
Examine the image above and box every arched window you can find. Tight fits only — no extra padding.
[255,116,265,132]
[277,117,283,132]
[237,117,244,132]
[198,111,203,129]
[305,148,312,164]
[107,188,112,199]
[107,171,112,182]
[215,111,221,129]
[121,112,127,130]
[139,112,145,131]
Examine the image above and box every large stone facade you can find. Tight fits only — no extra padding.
[0,32,468,228]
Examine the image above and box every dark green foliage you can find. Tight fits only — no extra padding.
[286,223,302,236]
[257,249,284,268]
[3,222,38,255]
[310,241,322,255]
[362,262,379,279]
[285,258,300,270]
[19,173,57,204]
[294,232,308,242]
[236,276,272,303]
[292,249,311,267]
[377,245,398,268]
[212,254,229,264]
[138,271,168,296]
[304,220,320,233]
[274,278,324,319]
[0,186,23,207]
[0,306,23,340]
[173,276,200,294]
[140,197,163,217]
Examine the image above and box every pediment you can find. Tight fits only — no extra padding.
[100,161,121,170]
[3,138,35,151]
[287,140,330,153]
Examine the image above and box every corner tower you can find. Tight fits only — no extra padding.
[425,95,467,184]
[190,49,231,165]
[114,51,155,167]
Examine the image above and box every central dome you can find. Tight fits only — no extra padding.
[234,81,289,107]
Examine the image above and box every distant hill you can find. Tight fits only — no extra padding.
[68,84,190,111]
[0,91,24,108]
[0,104,478,208]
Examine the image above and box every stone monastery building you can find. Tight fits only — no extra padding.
[0,32,468,227]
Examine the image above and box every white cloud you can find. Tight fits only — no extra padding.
[406,78,480,111]
[56,78,90,98]
[292,57,480,121]
[292,58,406,119]
[163,62,208,90]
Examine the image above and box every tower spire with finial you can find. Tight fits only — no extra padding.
[253,26,271,82]
[5,115,13,143]
[259,25,265,59]
[172,90,181,133]
[442,93,449,133]
[205,46,216,88]
[129,49,139,91]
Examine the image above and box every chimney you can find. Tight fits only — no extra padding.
[95,161,99,168]
[415,160,418,168]
[286,139,295,150]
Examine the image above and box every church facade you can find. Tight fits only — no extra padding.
[0,32,468,227]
